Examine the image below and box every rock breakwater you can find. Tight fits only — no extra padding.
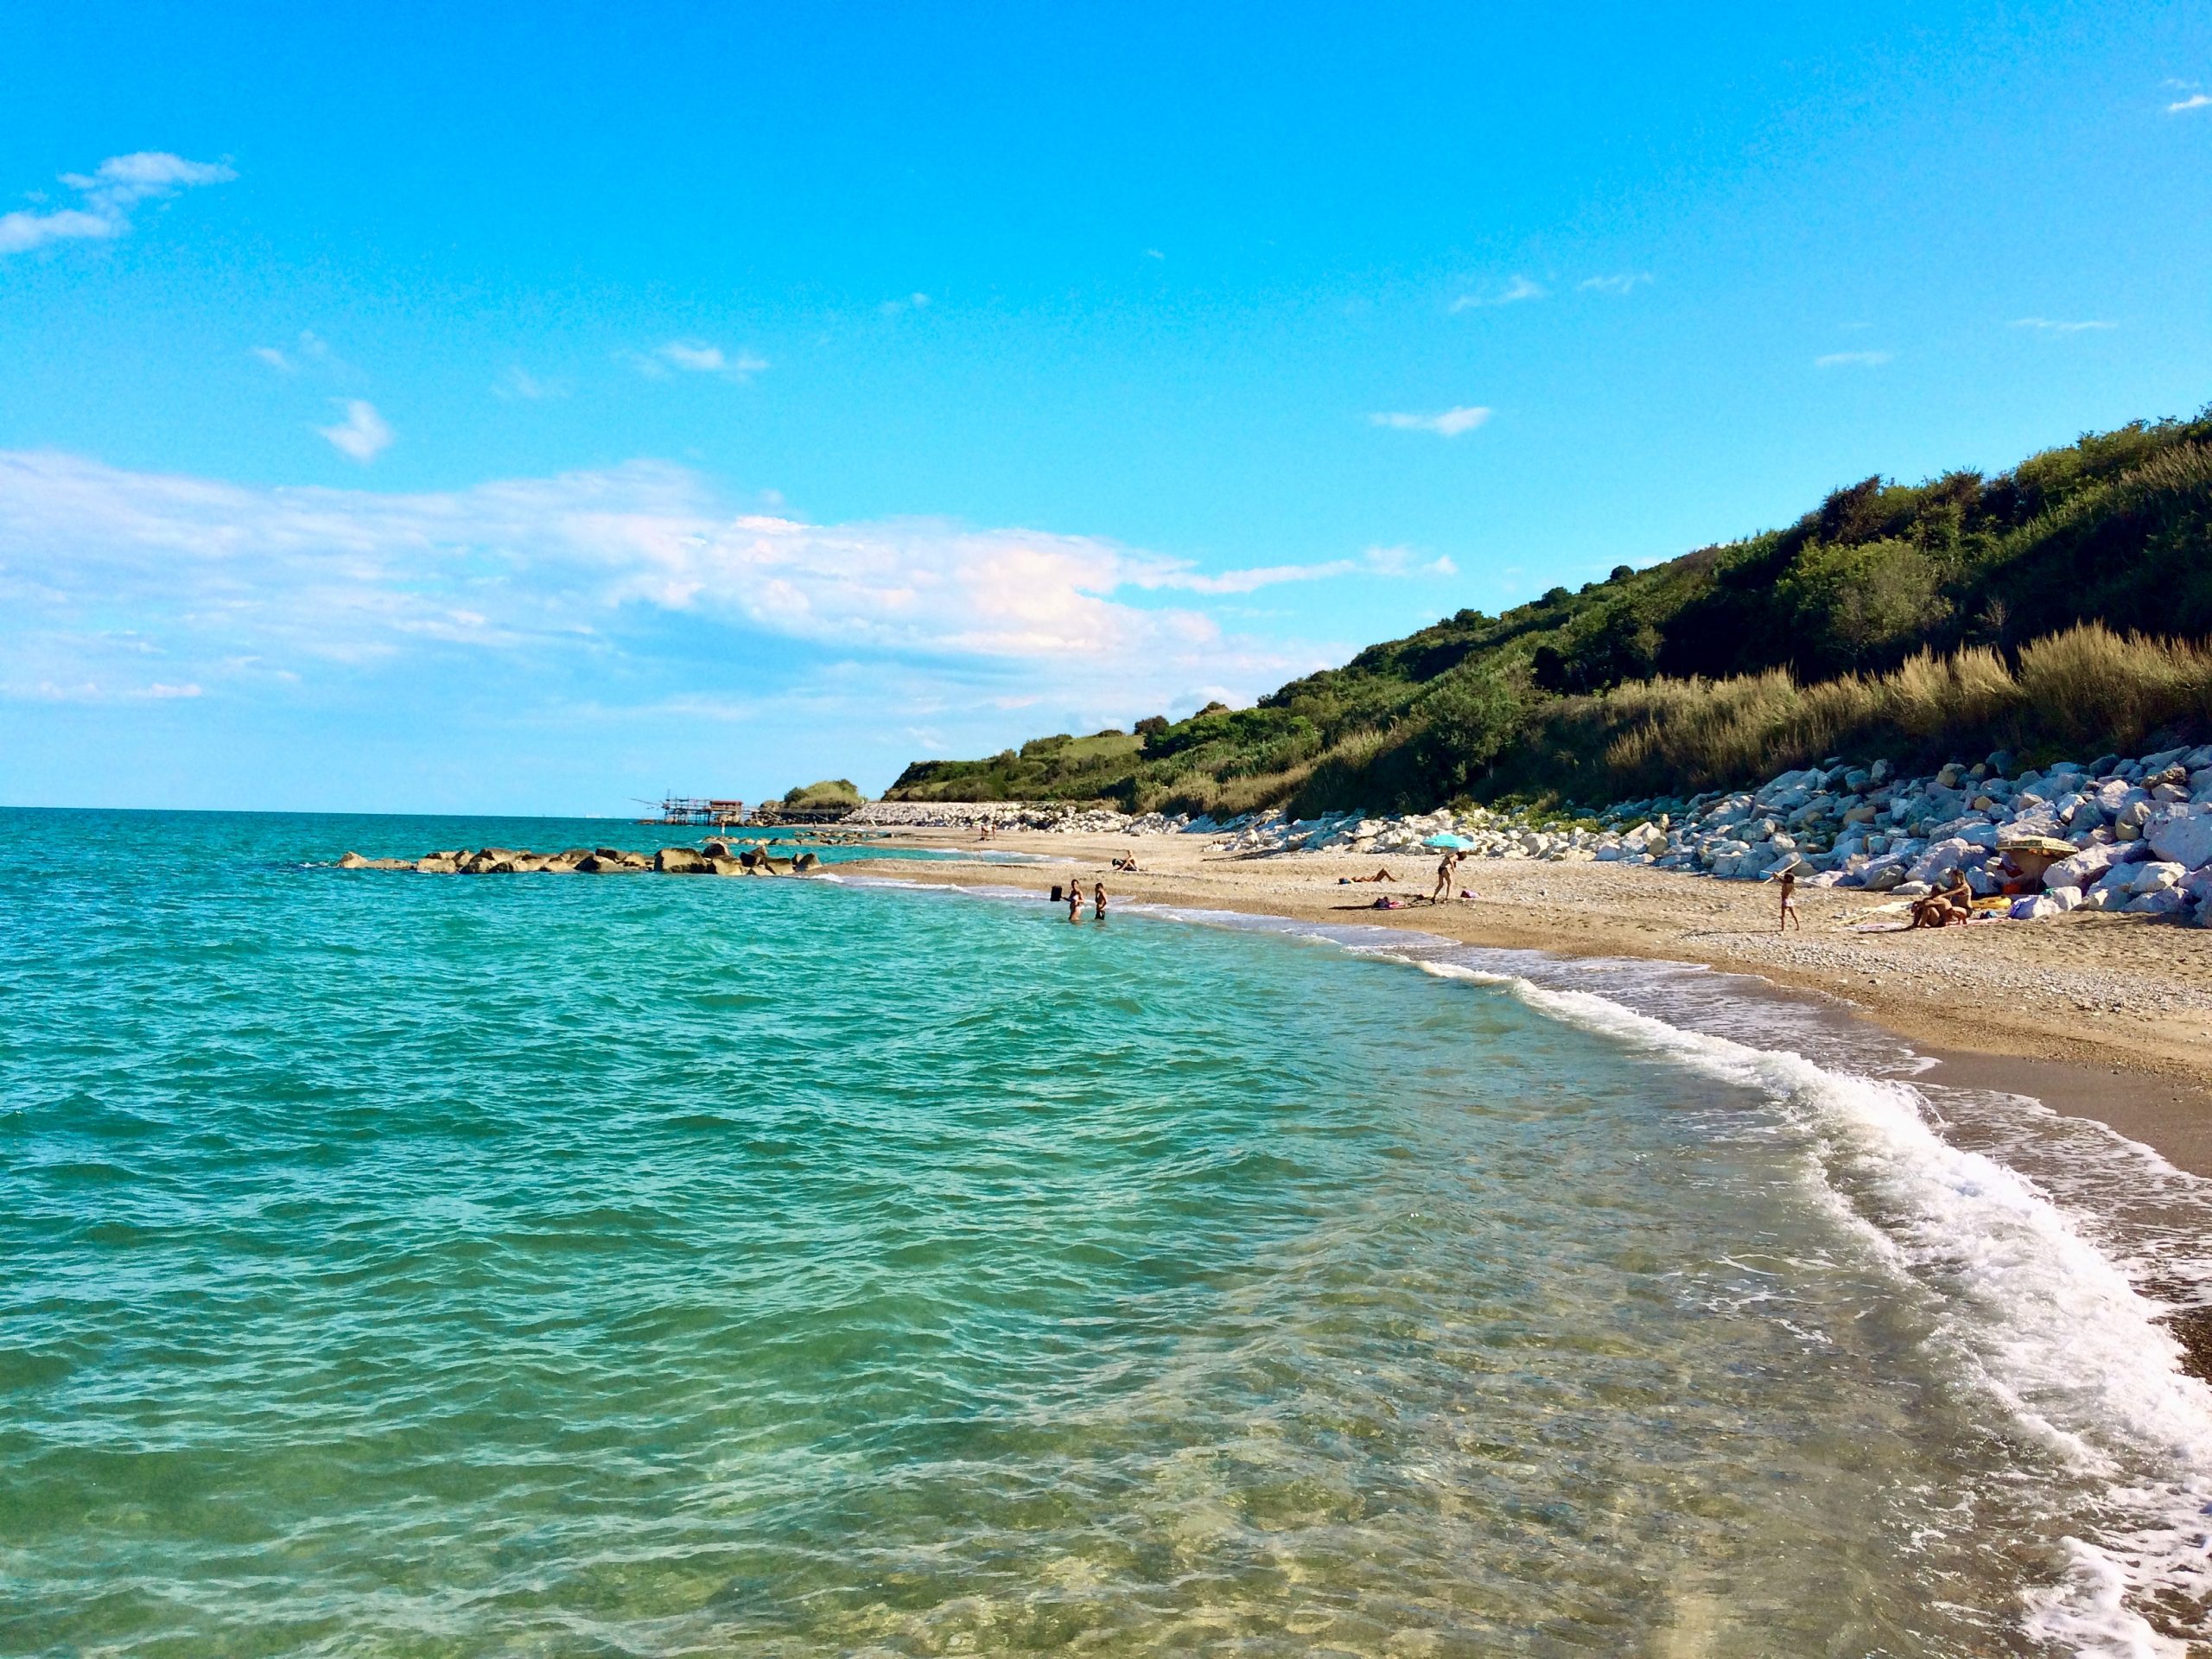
[336,841,822,876]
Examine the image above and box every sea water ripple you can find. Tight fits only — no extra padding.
[4,809,2210,1656]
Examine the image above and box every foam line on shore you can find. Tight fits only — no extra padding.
[1396,955,2212,1654]
[1121,901,2212,1649]
[836,874,2212,1648]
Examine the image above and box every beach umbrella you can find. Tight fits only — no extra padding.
[1423,833,1477,849]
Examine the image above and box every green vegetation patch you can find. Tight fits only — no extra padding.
[886,411,2212,812]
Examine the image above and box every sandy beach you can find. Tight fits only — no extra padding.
[849,829,2212,1174]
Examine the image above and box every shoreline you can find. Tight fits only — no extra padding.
[845,828,2212,1179]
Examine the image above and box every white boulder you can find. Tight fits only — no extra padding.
[2147,805,2212,873]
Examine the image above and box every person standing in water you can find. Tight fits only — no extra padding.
[1067,882,1084,923]
[1093,880,1108,920]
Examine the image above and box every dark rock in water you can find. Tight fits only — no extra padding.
[655,847,710,874]
[340,850,369,868]
[416,855,460,874]
[707,855,746,875]
[575,853,626,873]
[792,851,821,872]
[594,847,626,861]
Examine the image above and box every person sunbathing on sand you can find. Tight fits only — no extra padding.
[1338,868,1396,884]
[1111,853,1140,872]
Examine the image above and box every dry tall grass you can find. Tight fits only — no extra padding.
[1529,623,2212,799]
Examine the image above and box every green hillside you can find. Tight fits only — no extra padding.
[886,411,2212,815]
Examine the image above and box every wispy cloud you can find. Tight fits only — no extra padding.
[0,151,234,255]
[251,329,331,375]
[494,366,567,400]
[1449,276,1545,312]
[2170,92,2211,113]
[0,452,1355,720]
[639,340,768,380]
[1139,544,1454,595]
[1578,271,1652,296]
[316,400,393,463]
[1141,247,1165,260]
[2009,316,2117,334]
[1814,350,1893,369]
[879,292,931,315]
[1369,405,1492,436]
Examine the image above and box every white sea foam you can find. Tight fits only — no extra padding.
[854,883,2212,1644]
[1404,954,2212,1655]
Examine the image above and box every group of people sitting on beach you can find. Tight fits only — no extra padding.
[1909,865,1978,929]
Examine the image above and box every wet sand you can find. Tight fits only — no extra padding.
[845,829,2212,1177]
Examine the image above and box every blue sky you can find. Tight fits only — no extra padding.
[3,3,2208,813]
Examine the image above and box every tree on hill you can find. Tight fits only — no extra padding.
[884,410,2212,813]
[782,779,864,807]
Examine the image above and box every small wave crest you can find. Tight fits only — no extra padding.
[1404,953,2212,1654]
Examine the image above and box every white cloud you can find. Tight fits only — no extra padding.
[494,366,566,400]
[1814,350,1893,368]
[2169,92,2211,112]
[1362,543,1458,578]
[251,330,331,374]
[1369,405,1492,436]
[1142,248,1165,260]
[316,400,393,463]
[879,292,931,315]
[0,451,1364,719]
[0,150,233,255]
[1578,271,1652,296]
[1449,276,1544,312]
[2009,316,2117,334]
[640,340,768,379]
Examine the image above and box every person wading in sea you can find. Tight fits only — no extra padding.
[1093,880,1108,920]
[1067,882,1084,923]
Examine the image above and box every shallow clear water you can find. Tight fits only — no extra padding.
[5,809,2211,1656]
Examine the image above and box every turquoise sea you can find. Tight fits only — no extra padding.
[6,808,2212,1656]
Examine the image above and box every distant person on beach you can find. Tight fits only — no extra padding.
[1777,868,1799,932]
[1431,851,1460,905]
[1112,852,1139,872]
[1094,881,1108,919]
[1338,868,1396,884]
